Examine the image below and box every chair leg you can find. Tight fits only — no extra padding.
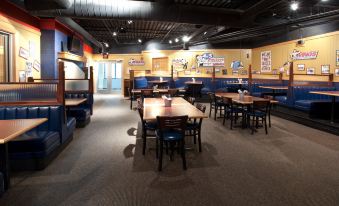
[130,98,133,110]
[155,138,159,159]
[198,130,202,152]
[158,140,163,171]
[264,118,268,135]
[193,131,197,144]
[209,104,212,117]
[170,142,174,161]
[268,106,272,128]
[251,117,255,135]
[181,139,187,170]
[214,106,218,120]
[230,113,233,130]
[142,131,146,155]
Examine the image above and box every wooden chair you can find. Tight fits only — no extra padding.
[141,89,154,101]
[167,89,179,97]
[208,92,225,120]
[136,99,156,155]
[186,103,206,152]
[187,97,196,105]
[246,100,270,134]
[156,115,188,171]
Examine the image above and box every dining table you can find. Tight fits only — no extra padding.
[65,98,87,107]
[309,91,339,123]
[0,118,48,190]
[143,97,208,121]
[258,86,288,99]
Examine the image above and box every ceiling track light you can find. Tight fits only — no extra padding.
[138,39,142,43]
[182,35,191,42]
[113,32,117,36]
[169,40,173,44]
[290,1,299,11]
[175,38,179,43]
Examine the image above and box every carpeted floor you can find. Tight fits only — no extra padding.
[1,94,339,206]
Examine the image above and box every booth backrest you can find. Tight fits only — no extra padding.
[134,77,148,89]
[293,86,336,101]
[65,92,93,105]
[0,106,63,132]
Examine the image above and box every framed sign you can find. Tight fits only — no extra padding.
[33,60,40,72]
[297,64,305,71]
[321,65,330,74]
[261,51,271,72]
[19,47,29,59]
[128,58,145,66]
[335,68,339,76]
[291,50,318,60]
[307,68,315,75]
[336,50,339,66]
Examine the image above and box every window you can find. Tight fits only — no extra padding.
[0,32,11,82]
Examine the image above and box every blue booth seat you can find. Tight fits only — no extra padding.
[134,77,148,89]
[65,92,93,127]
[293,86,335,111]
[0,106,75,170]
[275,96,288,105]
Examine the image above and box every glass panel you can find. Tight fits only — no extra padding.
[97,62,108,90]
[65,80,89,91]
[0,33,9,82]
[112,61,122,90]
[0,83,58,102]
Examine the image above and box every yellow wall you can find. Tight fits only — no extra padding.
[252,31,339,82]
[92,49,252,79]
[0,14,41,81]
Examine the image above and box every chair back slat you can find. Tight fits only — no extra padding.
[157,115,188,132]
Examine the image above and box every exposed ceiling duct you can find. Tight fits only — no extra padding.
[24,0,72,10]
[26,0,244,27]
[56,17,103,49]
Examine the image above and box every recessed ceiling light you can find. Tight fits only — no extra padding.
[175,38,179,43]
[321,0,328,2]
[290,2,299,11]
[182,36,190,42]
[113,32,117,36]
[169,40,173,44]
[127,20,133,24]
[138,39,142,43]
[203,31,207,35]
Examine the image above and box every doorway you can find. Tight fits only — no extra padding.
[97,61,122,93]
[0,31,11,82]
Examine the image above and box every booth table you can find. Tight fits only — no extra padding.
[0,118,47,190]
[258,86,288,99]
[65,98,87,106]
[143,97,208,121]
[309,91,339,123]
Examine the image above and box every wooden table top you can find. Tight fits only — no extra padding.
[185,81,203,85]
[132,89,169,94]
[65,98,87,106]
[309,91,339,97]
[0,118,48,144]
[215,93,274,105]
[259,86,288,90]
[143,97,208,120]
[227,82,248,85]
[148,80,168,84]
[232,96,270,105]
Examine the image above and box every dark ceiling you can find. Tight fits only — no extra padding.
[10,0,339,50]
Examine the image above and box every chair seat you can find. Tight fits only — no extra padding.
[156,130,184,141]
[145,121,157,130]
[186,122,199,130]
[247,111,266,117]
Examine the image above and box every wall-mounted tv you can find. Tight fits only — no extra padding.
[68,36,81,53]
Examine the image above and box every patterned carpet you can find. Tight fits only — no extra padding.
[1,94,339,206]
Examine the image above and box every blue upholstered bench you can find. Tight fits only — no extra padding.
[293,86,335,111]
[134,77,148,89]
[66,92,93,127]
[0,106,75,170]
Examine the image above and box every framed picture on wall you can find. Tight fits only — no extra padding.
[336,50,339,66]
[321,65,330,74]
[335,68,339,76]
[222,69,227,75]
[297,64,305,71]
[307,68,315,75]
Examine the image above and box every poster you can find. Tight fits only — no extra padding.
[231,60,243,70]
[19,47,29,59]
[172,58,187,71]
[291,50,318,60]
[336,50,339,66]
[25,61,33,77]
[335,68,339,76]
[128,58,145,66]
[33,60,40,72]
[196,53,225,67]
[261,51,271,72]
